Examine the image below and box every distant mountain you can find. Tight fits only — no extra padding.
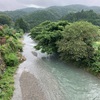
[18,7,43,13]
[23,5,100,28]
[5,11,27,21]
[1,5,100,28]
[4,7,42,21]
[24,9,59,28]
[61,10,100,26]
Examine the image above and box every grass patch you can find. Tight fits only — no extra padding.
[0,66,18,100]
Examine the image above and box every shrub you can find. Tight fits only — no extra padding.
[91,62,100,73]
[57,21,99,66]
[15,32,23,38]
[4,53,19,66]
[91,50,100,73]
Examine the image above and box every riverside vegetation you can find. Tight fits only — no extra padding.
[30,20,100,75]
[0,25,23,100]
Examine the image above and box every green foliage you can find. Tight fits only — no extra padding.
[24,10,59,28]
[0,66,18,100]
[30,21,69,54]
[0,44,12,56]
[4,53,18,66]
[1,5,100,29]
[24,5,100,28]
[0,37,22,56]
[91,45,100,73]
[57,21,99,66]
[0,26,23,100]
[5,8,40,21]
[15,18,29,32]
[61,10,100,26]
[0,14,12,26]
[31,19,100,73]
[15,32,23,38]
[8,38,22,51]
[0,26,23,66]
[0,25,17,39]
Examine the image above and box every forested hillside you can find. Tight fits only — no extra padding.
[61,10,100,26]
[24,5,100,28]
[0,5,100,28]
[4,7,41,21]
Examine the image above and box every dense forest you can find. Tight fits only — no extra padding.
[0,4,100,28]
[61,10,100,26]
[1,4,100,99]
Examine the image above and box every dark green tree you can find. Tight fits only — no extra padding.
[15,18,29,32]
[0,14,12,26]
[30,21,69,54]
[57,21,99,66]
[61,10,100,26]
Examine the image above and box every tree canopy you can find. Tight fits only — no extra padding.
[30,20,69,54]
[15,18,29,32]
[31,20,100,72]
[0,14,12,26]
[57,21,99,65]
[61,10,100,26]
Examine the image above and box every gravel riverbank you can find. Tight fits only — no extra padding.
[20,71,46,100]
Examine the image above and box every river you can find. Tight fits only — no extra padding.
[12,34,100,100]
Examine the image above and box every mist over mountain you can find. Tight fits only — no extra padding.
[1,5,100,28]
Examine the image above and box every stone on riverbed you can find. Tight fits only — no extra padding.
[32,51,37,57]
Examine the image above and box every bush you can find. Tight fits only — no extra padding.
[0,66,18,100]
[15,32,23,38]
[4,53,19,66]
[91,50,100,73]
[30,21,69,54]
[91,62,100,73]
[57,21,99,66]
[6,38,22,52]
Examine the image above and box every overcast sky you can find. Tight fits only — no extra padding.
[0,0,100,11]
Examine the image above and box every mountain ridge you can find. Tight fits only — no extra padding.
[1,4,100,28]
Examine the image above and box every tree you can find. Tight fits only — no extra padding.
[0,14,12,26]
[61,10,100,26]
[15,18,29,32]
[57,21,99,66]
[30,21,69,54]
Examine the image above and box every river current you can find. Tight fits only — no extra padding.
[14,34,100,100]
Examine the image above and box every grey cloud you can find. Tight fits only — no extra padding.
[17,0,34,4]
[17,0,67,7]
[0,0,26,11]
[0,0,100,11]
[17,0,100,7]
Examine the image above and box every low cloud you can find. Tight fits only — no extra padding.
[17,0,100,7]
[26,4,45,8]
[0,0,100,11]
[0,0,26,11]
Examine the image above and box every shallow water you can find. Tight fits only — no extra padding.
[17,34,100,100]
